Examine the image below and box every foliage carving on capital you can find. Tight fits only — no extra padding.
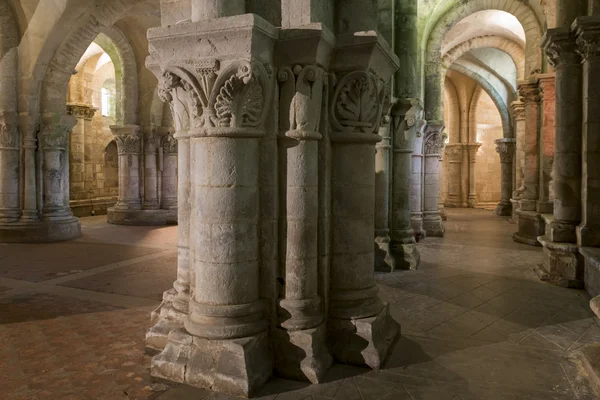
[38,124,71,150]
[445,145,463,163]
[67,104,97,120]
[162,133,178,155]
[144,132,158,153]
[423,125,446,155]
[467,143,482,163]
[330,71,384,135]
[544,33,581,69]
[0,124,18,149]
[518,84,540,105]
[278,65,325,137]
[496,141,515,163]
[576,32,600,62]
[114,131,141,155]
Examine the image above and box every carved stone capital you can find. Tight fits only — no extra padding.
[518,82,540,105]
[543,27,581,69]
[573,16,600,62]
[111,125,142,155]
[144,132,159,153]
[466,143,482,163]
[495,139,515,164]
[161,133,178,155]
[39,115,77,150]
[423,122,446,155]
[0,124,19,149]
[511,100,526,120]
[67,104,97,120]
[445,144,463,163]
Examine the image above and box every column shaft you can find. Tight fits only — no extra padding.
[0,112,20,222]
[495,139,515,216]
[161,133,178,210]
[444,144,463,207]
[144,132,160,210]
[422,123,445,237]
[537,75,556,214]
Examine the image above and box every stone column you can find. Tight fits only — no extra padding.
[444,143,463,207]
[513,81,543,246]
[576,16,600,249]
[537,74,556,215]
[411,131,425,239]
[143,131,160,210]
[275,59,332,381]
[66,104,96,203]
[327,16,399,367]
[38,115,78,222]
[146,4,277,395]
[536,27,584,287]
[466,143,482,208]
[389,99,424,271]
[0,112,20,222]
[422,123,446,237]
[109,125,142,212]
[160,132,178,210]
[375,96,394,271]
[438,155,447,221]
[495,139,515,216]
[20,116,38,222]
[510,100,526,222]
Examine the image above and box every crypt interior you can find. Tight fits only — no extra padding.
[0,0,599,399]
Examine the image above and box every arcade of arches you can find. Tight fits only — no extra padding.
[0,0,599,398]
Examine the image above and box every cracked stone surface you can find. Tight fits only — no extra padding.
[0,210,598,399]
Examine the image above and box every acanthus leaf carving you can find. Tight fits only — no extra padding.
[331,71,383,134]
[114,132,141,155]
[496,141,515,164]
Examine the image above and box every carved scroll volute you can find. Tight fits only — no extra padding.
[278,65,324,137]
[331,71,382,135]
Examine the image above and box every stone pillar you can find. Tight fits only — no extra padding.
[444,143,463,207]
[146,6,277,395]
[536,27,584,287]
[21,116,39,222]
[143,131,160,210]
[327,18,399,367]
[275,59,332,382]
[66,104,96,203]
[513,81,543,246]
[438,155,447,221]
[575,17,600,249]
[466,143,482,208]
[495,139,515,216]
[422,123,445,237]
[160,132,178,210]
[375,96,394,271]
[389,98,424,271]
[510,100,526,222]
[537,74,556,215]
[0,112,20,222]
[411,132,425,239]
[109,125,142,212]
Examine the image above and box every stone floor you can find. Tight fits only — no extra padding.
[0,209,598,399]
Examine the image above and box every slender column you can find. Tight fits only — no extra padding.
[389,99,423,270]
[20,116,38,221]
[513,81,544,246]
[275,62,332,382]
[495,139,515,216]
[537,75,556,215]
[146,6,277,394]
[0,112,20,222]
[411,133,425,238]
[444,143,464,207]
[110,125,142,211]
[422,123,446,237]
[66,104,95,202]
[438,155,447,221]
[160,132,177,210]
[38,115,77,221]
[375,98,394,271]
[510,101,526,222]
[536,27,584,287]
[143,130,160,210]
[466,143,482,208]
[576,16,600,248]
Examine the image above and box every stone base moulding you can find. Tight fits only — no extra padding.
[0,217,81,243]
[390,240,420,271]
[494,200,512,217]
[513,210,544,246]
[107,208,177,226]
[581,247,600,298]
[70,197,118,217]
[145,288,189,354]
[423,212,444,237]
[151,329,272,398]
[374,236,396,272]
[535,236,584,289]
[327,304,399,370]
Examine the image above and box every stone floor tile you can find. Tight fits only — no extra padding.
[448,292,485,309]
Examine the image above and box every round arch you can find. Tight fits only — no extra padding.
[423,0,544,121]
[0,1,19,114]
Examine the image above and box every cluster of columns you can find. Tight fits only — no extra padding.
[106,125,178,225]
[145,0,401,396]
[443,142,484,210]
[536,3,600,293]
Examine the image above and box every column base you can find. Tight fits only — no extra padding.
[512,210,544,246]
[411,213,425,241]
[510,198,520,224]
[327,304,399,370]
[581,247,600,298]
[574,343,600,397]
[390,240,420,271]
[423,213,444,237]
[535,236,584,289]
[273,323,332,384]
[374,235,396,272]
[439,205,447,221]
[0,217,81,243]
[70,197,118,217]
[151,328,272,398]
[146,288,189,354]
[494,200,512,217]
[107,207,177,226]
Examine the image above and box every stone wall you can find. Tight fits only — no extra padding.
[474,90,502,207]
